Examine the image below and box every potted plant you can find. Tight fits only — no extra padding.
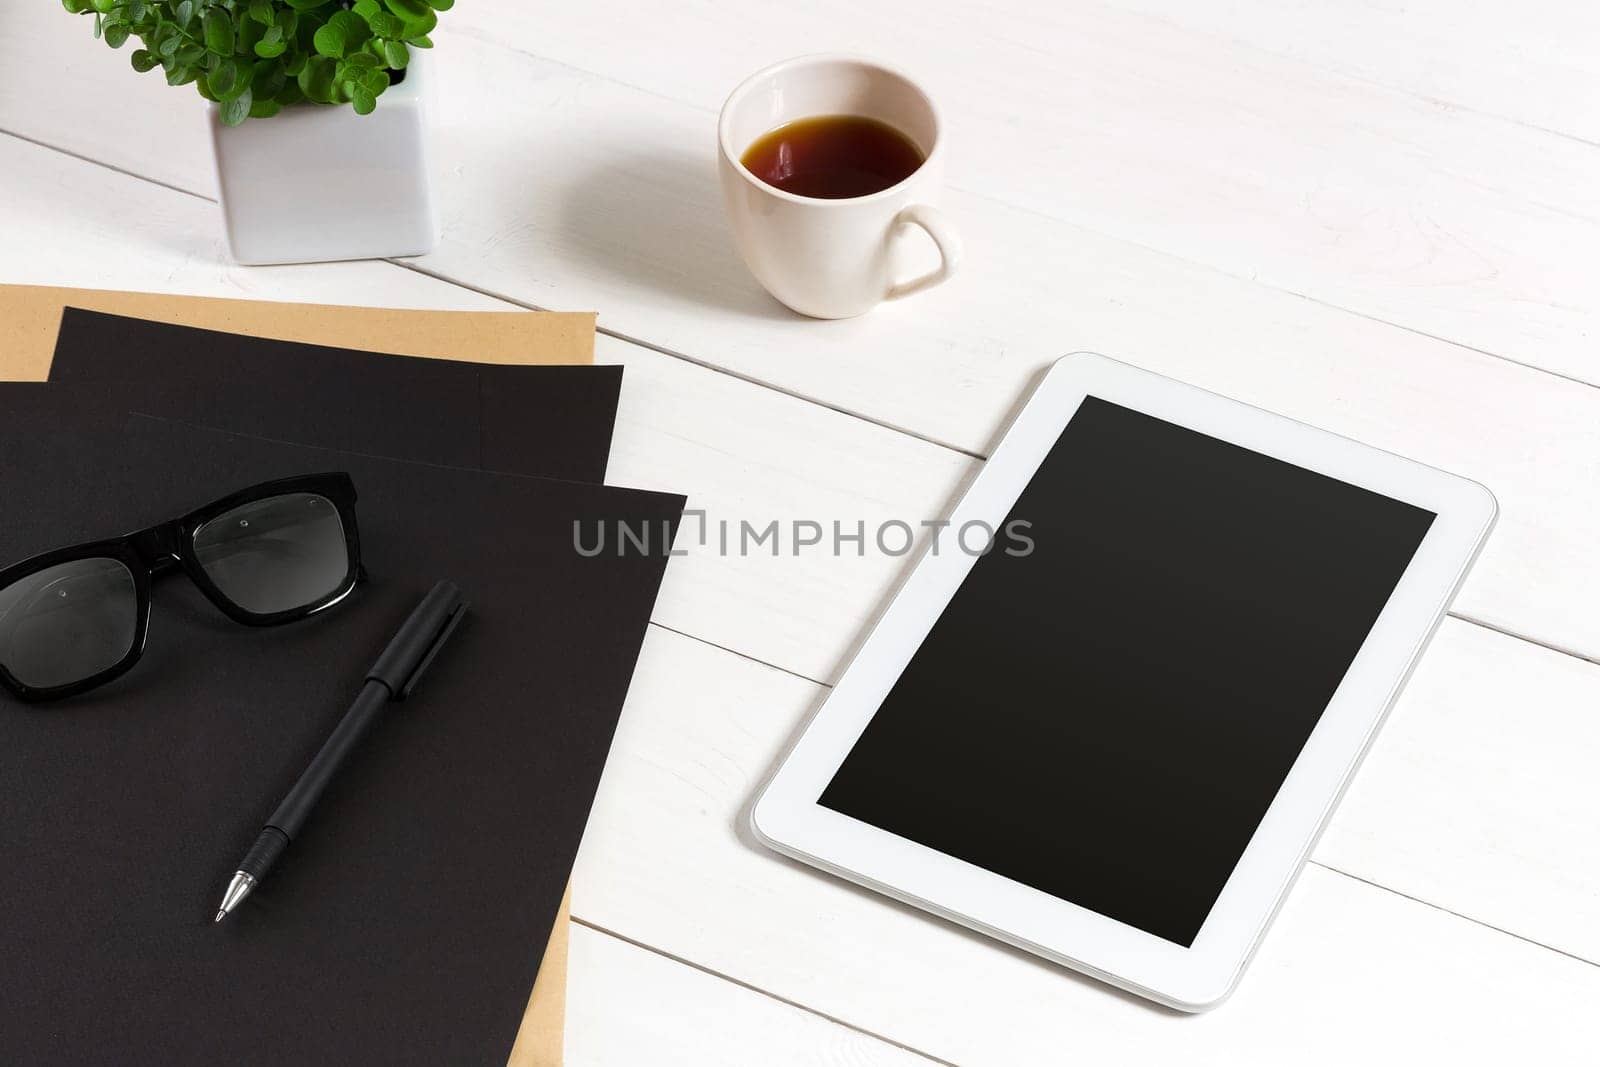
[63,0,452,265]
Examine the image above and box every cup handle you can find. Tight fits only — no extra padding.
[886,204,964,301]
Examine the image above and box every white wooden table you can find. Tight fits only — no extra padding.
[5,3,1600,1062]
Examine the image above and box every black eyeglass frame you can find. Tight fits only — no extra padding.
[0,472,362,702]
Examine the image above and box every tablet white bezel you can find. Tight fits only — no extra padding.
[751,352,1496,1011]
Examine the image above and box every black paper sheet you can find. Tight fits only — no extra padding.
[46,306,624,483]
[0,403,684,1064]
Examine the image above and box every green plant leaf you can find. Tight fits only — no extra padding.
[298,54,338,102]
[312,23,345,58]
[74,0,448,117]
[330,10,372,47]
[238,16,266,53]
[220,88,253,127]
[206,57,241,98]
[249,98,281,119]
[252,58,286,98]
[381,0,436,36]
[365,11,401,37]
[408,10,437,36]
[202,10,233,55]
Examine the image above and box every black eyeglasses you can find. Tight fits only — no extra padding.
[0,473,362,702]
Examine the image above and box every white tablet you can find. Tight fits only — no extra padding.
[751,353,1496,1011]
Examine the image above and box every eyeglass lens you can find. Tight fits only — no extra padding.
[0,558,139,690]
[192,492,351,616]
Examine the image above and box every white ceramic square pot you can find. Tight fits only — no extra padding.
[208,52,438,265]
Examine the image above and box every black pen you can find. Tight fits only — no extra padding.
[214,580,468,923]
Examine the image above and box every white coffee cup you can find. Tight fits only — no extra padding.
[717,55,963,319]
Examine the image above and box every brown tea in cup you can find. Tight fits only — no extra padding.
[740,115,925,200]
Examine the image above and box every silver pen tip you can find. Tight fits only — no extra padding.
[213,870,256,925]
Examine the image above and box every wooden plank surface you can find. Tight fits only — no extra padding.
[4,124,1599,1060]
[437,1,1600,385]
[1099,0,1600,145]
[576,625,1600,1065]
[5,2,1599,1061]
[15,0,1600,382]
[565,926,936,1067]
[10,15,1600,667]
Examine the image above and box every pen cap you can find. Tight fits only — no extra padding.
[367,581,466,698]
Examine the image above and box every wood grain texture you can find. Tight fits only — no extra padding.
[5,128,1600,1012]
[575,624,1600,1065]
[9,27,1599,669]
[1099,0,1600,145]
[566,926,936,1066]
[435,1,1600,386]
[1319,621,1600,965]
[13,6,1600,659]
[1,4,211,193]
[12,0,1600,383]
[6,5,1600,1059]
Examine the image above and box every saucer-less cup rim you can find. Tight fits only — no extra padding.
[718,53,946,206]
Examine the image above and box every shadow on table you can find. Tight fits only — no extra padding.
[554,145,801,323]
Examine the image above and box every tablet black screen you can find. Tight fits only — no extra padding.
[819,397,1435,946]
